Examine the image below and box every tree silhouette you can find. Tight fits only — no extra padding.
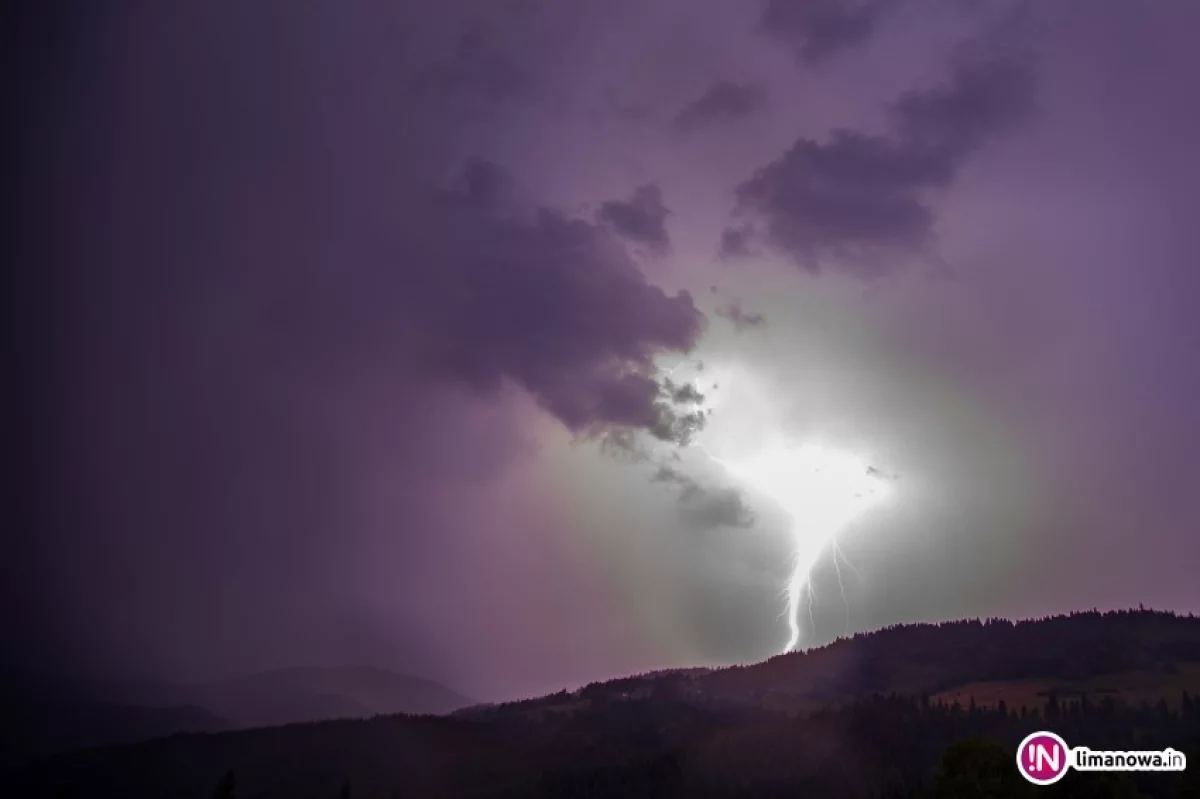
[933,738,1035,799]
[211,770,236,799]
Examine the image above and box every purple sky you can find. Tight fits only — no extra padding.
[11,0,1200,702]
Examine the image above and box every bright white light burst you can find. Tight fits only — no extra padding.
[711,444,891,654]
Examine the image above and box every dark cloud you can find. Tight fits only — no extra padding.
[726,55,1036,273]
[718,225,756,259]
[416,162,704,443]
[456,158,516,208]
[892,56,1037,162]
[760,0,894,66]
[673,81,768,132]
[596,184,672,256]
[682,488,757,531]
[663,377,707,405]
[594,377,710,461]
[651,466,756,530]
[652,464,705,501]
[733,130,939,266]
[599,428,652,463]
[716,301,768,331]
[649,406,709,447]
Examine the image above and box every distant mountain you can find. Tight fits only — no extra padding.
[0,664,473,764]
[10,609,1200,799]
[182,666,476,728]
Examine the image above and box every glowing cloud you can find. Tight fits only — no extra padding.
[712,443,891,654]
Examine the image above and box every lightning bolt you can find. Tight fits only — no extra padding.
[830,539,865,638]
[783,547,805,653]
[705,444,891,655]
[666,358,891,654]
[778,519,832,654]
[831,542,849,638]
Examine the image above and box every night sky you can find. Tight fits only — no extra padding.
[10,0,1200,703]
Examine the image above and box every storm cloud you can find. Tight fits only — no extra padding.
[760,0,895,66]
[726,53,1036,273]
[673,82,768,133]
[597,183,673,256]
[414,162,705,441]
[651,466,756,530]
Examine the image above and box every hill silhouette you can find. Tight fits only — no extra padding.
[183,666,476,728]
[8,608,1200,798]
